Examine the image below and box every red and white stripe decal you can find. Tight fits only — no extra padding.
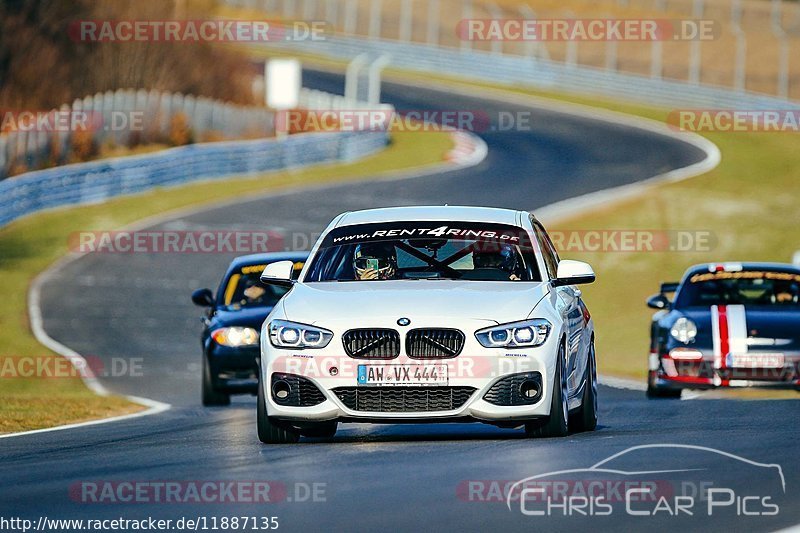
[711,304,747,387]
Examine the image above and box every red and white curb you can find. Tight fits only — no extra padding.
[446,130,488,167]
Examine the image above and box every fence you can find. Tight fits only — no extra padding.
[228,0,800,105]
[0,89,276,179]
[0,91,391,229]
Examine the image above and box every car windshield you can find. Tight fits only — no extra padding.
[304,222,542,282]
[219,262,300,310]
[675,270,800,308]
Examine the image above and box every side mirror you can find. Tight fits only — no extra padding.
[552,260,596,287]
[647,293,670,310]
[260,261,295,288]
[191,288,215,307]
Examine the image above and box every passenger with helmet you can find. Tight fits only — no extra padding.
[353,242,398,280]
[472,243,521,281]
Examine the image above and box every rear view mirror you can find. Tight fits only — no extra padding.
[191,288,214,307]
[647,294,670,310]
[552,260,596,287]
[260,261,296,289]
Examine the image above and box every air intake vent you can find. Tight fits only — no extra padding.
[342,329,401,359]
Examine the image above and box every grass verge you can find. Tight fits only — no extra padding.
[0,129,455,434]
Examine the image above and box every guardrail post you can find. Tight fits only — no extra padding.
[519,4,548,60]
[487,2,503,56]
[368,0,382,40]
[772,0,790,99]
[399,0,413,42]
[325,0,338,31]
[731,0,747,92]
[688,0,704,85]
[344,0,358,35]
[427,0,440,46]
[461,0,473,52]
[565,12,578,68]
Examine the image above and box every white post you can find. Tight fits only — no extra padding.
[345,53,370,102]
[325,0,338,31]
[399,0,413,42]
[688,0,704,85]
[565,12,577,68]
[426,0,440,46]
[343,0,357,35]
[650,40,663,79]
[519,4,548,60]
[772,0,790,99]
[487,2,503,56]
[368,54,392,104]
[731,0,747,92]
[461,0,473,52]
[368,0,382,40]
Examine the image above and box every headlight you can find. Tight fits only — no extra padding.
[269,319,333,349]
[670,317,697,344]
[211,327,259,347]
[475,319,551,348]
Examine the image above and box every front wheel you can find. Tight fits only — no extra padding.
[525,344,569,438]
[257,378,300,444]
[646,371,682,399]
[202,357,230,406]
[570,341,598,432]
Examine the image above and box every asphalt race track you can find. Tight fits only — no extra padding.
[2,70,798,532]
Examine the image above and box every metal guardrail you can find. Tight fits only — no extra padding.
[272,35,800,112]
[0,89,277,179]
[0,129,388,229]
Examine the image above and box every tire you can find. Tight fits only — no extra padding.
[202,357,230,406]
[646,371,682,399]
[570,341,598,432]
[300,421,338,439]
[525,343,569,438]
[257,377,300,444]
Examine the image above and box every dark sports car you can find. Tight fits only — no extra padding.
[192,252,307,406]
[646,262,800,398]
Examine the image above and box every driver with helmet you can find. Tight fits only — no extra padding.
[354,242,398,280]
[472,243,521,281]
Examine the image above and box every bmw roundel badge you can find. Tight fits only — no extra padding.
[397,317,411,327]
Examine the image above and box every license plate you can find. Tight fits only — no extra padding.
[728,353,785,369]
[357,364,448,386]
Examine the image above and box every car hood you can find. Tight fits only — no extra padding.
[678,307,800,352]
[281,281,550,325]
[211,306,274,329]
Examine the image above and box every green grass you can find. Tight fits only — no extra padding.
[0,129,455,433]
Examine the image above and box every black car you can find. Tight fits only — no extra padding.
[646,262,800,398]
[191,252,307,406]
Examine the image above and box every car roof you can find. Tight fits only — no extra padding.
[228,251,308,270]
[683,262,800,278]
[335,206,527,228]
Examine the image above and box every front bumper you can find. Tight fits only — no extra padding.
[650,349,800,390]
[260,324,561,423]
[208,345,259,392]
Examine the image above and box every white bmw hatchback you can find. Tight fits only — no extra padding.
[257,206,597,443]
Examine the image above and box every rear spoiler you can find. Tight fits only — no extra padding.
[660,282,679,294]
